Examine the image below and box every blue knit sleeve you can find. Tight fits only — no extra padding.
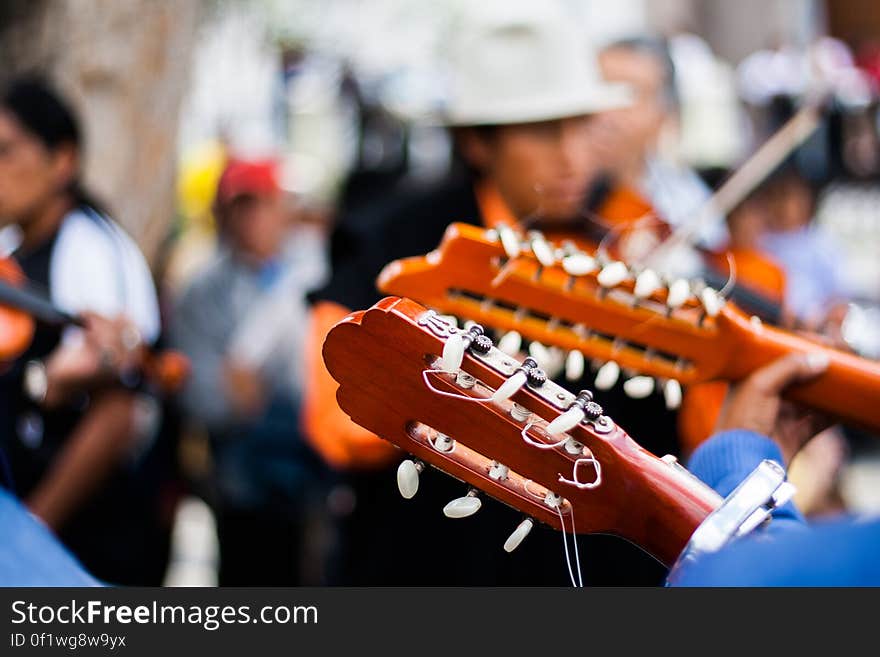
[667,430,813,586]
[686,429,804,523]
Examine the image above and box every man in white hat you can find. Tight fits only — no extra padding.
[438,0,631,231]
[302,1,668,586]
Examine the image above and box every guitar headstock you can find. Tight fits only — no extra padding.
[377,224,880,434]
[377,223,757,395]
[323,296,720,566]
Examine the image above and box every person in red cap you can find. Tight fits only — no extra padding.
[213,158,288,269]
[170,156,330,585]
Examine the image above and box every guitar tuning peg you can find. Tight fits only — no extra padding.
[491,357,543,403]
[623,375,655,399]
[491,369,528,403]
[529,343,565,380]
[503,518,534,553]
[550,346,566,374]
[443,488,482,518]
[666,278,691,309]
[634,269,662,299]
[561,252,597,276]
[546,404,585,436]
[497,224,522,259]
[663,379,682,410]
[597,261,629,288]
[594,361,620,390]
[528,341,552,372]
[699,287,724,318]
[498,330,523,356]
[441,323,488,372]
[546,390,601,436]
[528,231,556,267]
[565,350,585,381]
[441,333,467,372]
[397,459,424,499]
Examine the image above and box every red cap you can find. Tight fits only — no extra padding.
[215,158,281,206]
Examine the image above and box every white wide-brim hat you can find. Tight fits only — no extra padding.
[439,0,632,126]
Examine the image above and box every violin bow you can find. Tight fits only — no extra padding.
[0,278,83,328]
[0,276,189,394]
[644,86,833,268]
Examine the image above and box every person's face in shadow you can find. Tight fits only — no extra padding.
[594,48,669,169]
[727,196,771,250]
[0,109,77,226]
[458,115,603,225]
[221,192,290,263]
[766,177,815,233]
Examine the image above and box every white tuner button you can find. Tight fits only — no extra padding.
[561,252,596,276]
[623,376,655,399]
[597,261,629,288]
[443,490,482,518]
[504,518,534,553]
[396,460,422,499]
[667,279,691,309]
[594,361,620,390]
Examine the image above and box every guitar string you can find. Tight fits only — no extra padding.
[421,368,496,403]
[557,503,577,587]
[525,479,583,588]
[422,364,591,587]
[555,503,583,588]
[519,421,569,449]
[571,503,584,588]
[424,372,606,489]
[718,251,738,299]
[558,456,602,490]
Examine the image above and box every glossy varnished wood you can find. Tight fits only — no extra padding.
[378,223,880,433]
[323,296,720,566]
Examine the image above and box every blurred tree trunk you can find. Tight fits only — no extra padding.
[0,0,203,265]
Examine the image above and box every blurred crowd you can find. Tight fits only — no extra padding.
[2,0,880,586]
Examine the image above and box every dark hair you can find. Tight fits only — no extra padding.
[449,124,500,181]
[604,36,679,110]
[0,75,102,211]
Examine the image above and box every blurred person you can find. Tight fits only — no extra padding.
[758,165,851,328]
[0,77,172,584]
[749,167,854,517]
[592,37,727,265]
[302,1,697,586]
[595,40,792,508]
[677,178,849,517]
[714,188,788,308]
[171,158,331,586]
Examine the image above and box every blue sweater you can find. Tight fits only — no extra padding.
[0,486,98,586]
[668,430,880,586]
[3,430,878,586]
